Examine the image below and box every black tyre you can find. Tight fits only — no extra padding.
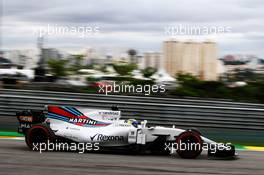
[25,124,55,151]
[176,130,203,159]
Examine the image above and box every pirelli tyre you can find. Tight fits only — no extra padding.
[25,124,55,151]
[175,130,203,159]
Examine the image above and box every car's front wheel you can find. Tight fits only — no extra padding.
[175,130,203,159]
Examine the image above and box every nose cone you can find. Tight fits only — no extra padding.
[208,144,237,159]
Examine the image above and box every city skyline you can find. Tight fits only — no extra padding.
[1,0,264,57]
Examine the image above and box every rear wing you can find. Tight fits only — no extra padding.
[16,109,46,134]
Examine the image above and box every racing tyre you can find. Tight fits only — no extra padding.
[25,124,55,151]
[176,130,203,159]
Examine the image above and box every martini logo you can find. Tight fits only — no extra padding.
[69,118,97,125]
[90,133,125,142]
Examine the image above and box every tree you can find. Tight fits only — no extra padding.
[70,54,84,72]
[176,73,201,86]
[168,73,264,103]
[113,63,137,76]
[142,67,157,78]
[47,59,68,78]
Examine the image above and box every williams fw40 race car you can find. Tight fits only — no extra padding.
[16,105,236,159]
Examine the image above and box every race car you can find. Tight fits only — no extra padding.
[16,105,236,159]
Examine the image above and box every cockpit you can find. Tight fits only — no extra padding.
[126,119,147,128]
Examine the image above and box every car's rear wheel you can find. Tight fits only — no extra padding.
[25,124,55,151]
[175,130,203,159]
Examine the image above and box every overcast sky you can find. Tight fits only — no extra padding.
[1,0,264,57]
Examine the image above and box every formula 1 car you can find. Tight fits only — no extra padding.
[16,105,236,159]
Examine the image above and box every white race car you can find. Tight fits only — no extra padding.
[16,105,236,159]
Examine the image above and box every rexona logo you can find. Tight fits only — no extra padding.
[90,133,125,142]
[69,118,97,125]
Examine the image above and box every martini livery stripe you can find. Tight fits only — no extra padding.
[47,105,111,127]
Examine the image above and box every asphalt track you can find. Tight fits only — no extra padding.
[0,139,264,175]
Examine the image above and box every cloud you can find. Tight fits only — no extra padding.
[2,0,264,57]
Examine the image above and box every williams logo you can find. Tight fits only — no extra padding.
[90,133,125,142]
[69,118,97,125]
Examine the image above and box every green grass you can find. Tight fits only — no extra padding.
[0,131,23,137]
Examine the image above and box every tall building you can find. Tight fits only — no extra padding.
[200,41,218,80]
[182,41,201,76]
[163,40,219,81]
[163,40,183,76]
[143,52,161,69]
